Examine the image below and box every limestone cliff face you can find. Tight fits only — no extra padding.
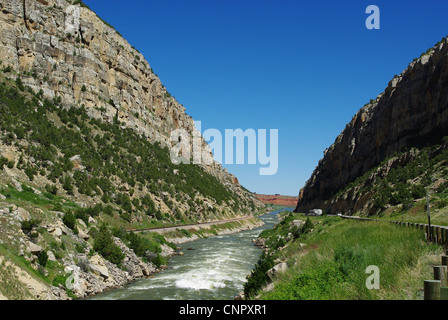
[0,0,258,206]
[296,36,448,213]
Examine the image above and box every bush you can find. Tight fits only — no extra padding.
[437,198,448,209]
[0,156,7,169]
[303,217,314,233]
[45,184,58,195]
[150,254,167,268]
[243,253,275,298]
[62,176,74,195]
[93,224,125,265]
[411,184,427,199]
[21,219,40,234]
[62,212,76,230]
[103,204,114,216]
[38,250,48,267]
[15,77,24,91]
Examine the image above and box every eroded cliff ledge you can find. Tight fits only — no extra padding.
[296,36,448,214]
[0,0,259,206]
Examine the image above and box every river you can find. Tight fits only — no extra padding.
[89,208,291,300]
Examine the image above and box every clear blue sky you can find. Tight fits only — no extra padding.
[84,0,448,196]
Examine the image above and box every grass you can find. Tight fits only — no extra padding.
[0,257,32,299]
[0,184,78,211]
[376,193,448,226]
[256,217,442,300]
[0,244,48,299]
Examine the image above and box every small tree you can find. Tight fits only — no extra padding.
[93,224,125,265]
[303,217,314,233]
[63,176,74,195]
[21,219,40,234]
[38,250,48,267]
[63,212,76,230]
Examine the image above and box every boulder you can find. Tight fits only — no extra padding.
[291,220,304,228]
[27,241,43,254]
[77,219,87,229]
[78,229,90,240]
[253,238,266,248]
[89,254,110,280]
[53,227,63,237]
[15,207,31,221]
[11,179,22,192]
[88,216,97,224]
[47,251,57,262]
[48,225,63,237]
[267,262,288,281]
[160,244,176,257]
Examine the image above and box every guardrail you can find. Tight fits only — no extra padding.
[339,215,448,246]
[339,215,448,299]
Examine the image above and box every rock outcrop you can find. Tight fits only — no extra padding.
[63,238,157,298]
[255,194,298,207]
[0,0,265,300]
[296,36,448,214]
[0,0,262,212]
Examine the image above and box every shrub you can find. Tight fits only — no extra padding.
[103,204,114,216]
[411,184,427,199]
[74,209,89,226]
[62,176,74,195]
[15,77,24,91]
[303,217,314,233]
[150,254,167,268]
[38,250,48,267]
[93,224,125,265]
[45,184,58,195]
[21,219,40,234]
[243,253,275,298]
[63,212,76,230]
[0,156,7,169]
[437,198,448,209]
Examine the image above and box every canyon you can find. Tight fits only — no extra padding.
[296,35,448,215]
[0,0,263,300]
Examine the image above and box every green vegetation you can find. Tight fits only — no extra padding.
[246,214,441,300]
[92,224,125,266]
[62,212,76,230]
[258,213,313,250]
[265,261,346,300]
[0,71,246,225]
[20,219,40,234]
[38,250,48,267]
[244,252,275,298]
[0,4,257,300]
[331,140,448,220]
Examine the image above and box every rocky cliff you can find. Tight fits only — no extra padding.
[296,35,448,214]
[0,0,262,215]
[0,0,264,300]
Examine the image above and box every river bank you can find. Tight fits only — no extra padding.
[77,215,265,300]
[157,216,265,245]
[88,209,287,300]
